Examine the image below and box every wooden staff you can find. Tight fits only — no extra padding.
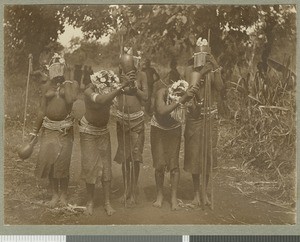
[119,25,127,56]
[127,102,136,203]
[207,29,214,210]
[22,54,33,142]
[122,94,128,208]
[208,29,211,48]
[201,71,209,210]
[208,72,214,210]
[119,26,128,207]
[201,29,214,210]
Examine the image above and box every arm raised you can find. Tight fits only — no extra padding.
[155,86,197,116]
[64,81,79,104]
[84,85,125,105]
[155,88,179,116]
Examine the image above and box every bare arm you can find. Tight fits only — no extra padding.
[153,68,160,82]
[64,81,79,104]
[32,86,47,135]
[155,88,180,116]
[205,54,224,91]
[151,81,159,114]
[212,70,224,91]
[155,87,197,116]
[30,70,42,77]
[84,86,123,105]
[136,71,148,102]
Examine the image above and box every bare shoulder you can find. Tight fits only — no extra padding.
[64,80,79,88]
[137,70,147,81]
[184,65,194,84]
[154,80,167,92]
[84,84,93,96]
[41,80,51,93]
[156,86,167,98]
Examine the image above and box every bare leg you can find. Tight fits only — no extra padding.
[59,177,69,206]
[103,181,116,216]
[191,174,201,207]
[120,162,130,204]
[153,169,164,208]
[170,169,180,211]
[134,161,140,195]
[204,172,211,206]
[129,161,140,204]
[85,183,95,215]
[48,178,59,208]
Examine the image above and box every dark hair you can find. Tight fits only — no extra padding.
[194,66,204,72]
[187,57,194,66]
[170,59,177,68]
[52,75,65,85]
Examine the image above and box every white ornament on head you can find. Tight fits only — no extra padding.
[48,53,66,79]
[90,70,121,94]
[167,79,189,123]
[196,37,208,47]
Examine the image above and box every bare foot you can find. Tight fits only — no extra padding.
[152,194,163,208]
[135,185,139,195]
[84,202,94,216]
[47,194,59,208]
[59,193,68,207]
[204,195,211,206]
[120,192,130,204]
[104,203,116,216]
[129,194,137,205]
[171,198,181,211]
[191,193,201,207]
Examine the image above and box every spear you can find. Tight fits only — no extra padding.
[119,25,128,207]
[22,54,33,142]
[207,29,214,210]
[208,63,214,210]
[201,29,214,210]
[201,72,208,210]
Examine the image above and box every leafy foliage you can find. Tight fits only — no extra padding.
[5,4,296,77]
[4,5,65,74]
[64,34,120,69]
[62,5,114,39]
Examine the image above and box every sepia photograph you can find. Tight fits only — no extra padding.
[3,4,297,226]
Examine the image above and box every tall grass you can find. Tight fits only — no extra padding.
[223,66,296,203]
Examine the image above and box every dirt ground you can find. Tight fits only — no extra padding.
[4,98,296,225]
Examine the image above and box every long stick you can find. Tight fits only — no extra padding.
[119,26,128,207]
[207,28,214,209]
[200,91,205,210]
[208,29,211,48]
[122,94,128,208]
[127,102,136,202]
[22,54,33,141]
[208,72,214,210]
[120,34,124,56]
[119,26,125,57]
[201,75,208,210]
